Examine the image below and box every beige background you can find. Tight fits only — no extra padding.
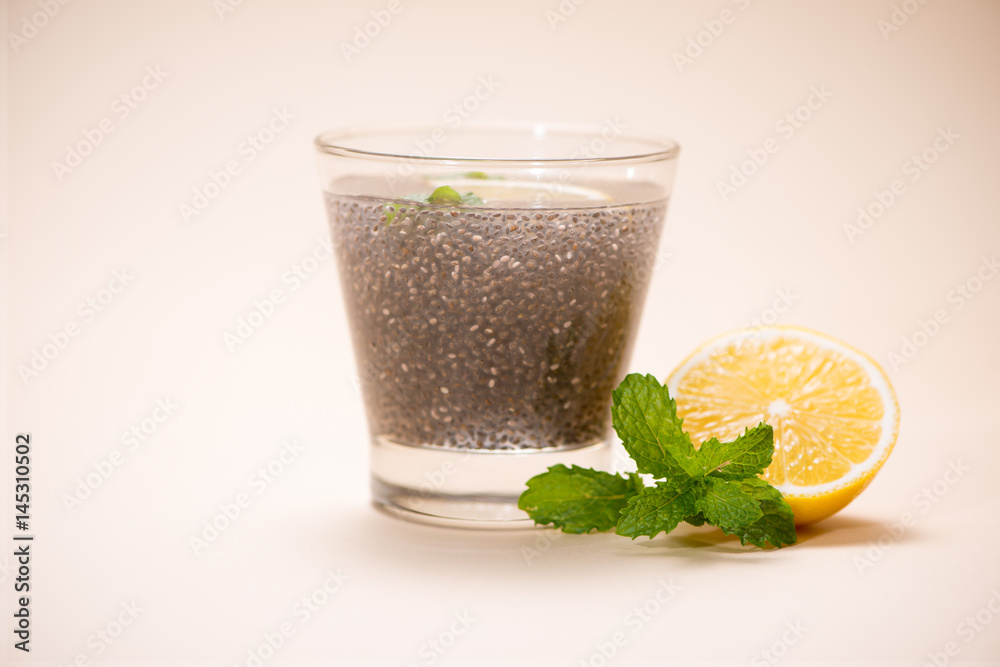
[4,0,1000,664]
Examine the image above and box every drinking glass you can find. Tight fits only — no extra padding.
[315,124,679,526]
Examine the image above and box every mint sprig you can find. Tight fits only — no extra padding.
[383,185,484,224]
[518,373,797,548]
[518,465,644,534]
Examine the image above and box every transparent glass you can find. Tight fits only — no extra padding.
[315,124,679,527]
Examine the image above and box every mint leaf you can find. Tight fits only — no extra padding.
[518,465,643,534]
[519,373,797,549]
[684,511,707,527]
[696,423,774,480]
[724,478,797,548]
[423,185,483,206]
[383,201,408,225]
[427,185,463,204]
[611,374,699,478]
[383,186,484,224]
[696,476,764,533]
[616,481,697,539]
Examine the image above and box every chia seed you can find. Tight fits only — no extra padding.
[326,182,666,451]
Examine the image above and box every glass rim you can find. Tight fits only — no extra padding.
[314,122,680,167]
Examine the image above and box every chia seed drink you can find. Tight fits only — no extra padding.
[315,125,679,524]
[326,179,666,454]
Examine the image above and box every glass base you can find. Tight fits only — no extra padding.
[370,437,611,528]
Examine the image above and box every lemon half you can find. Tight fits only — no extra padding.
[667,326,899,525]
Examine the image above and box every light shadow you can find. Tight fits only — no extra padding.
[618,513,926,555]
[793,514,925,547]
[293,502,925,576]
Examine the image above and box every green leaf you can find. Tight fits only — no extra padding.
[517,372,798,549]
[518,465,643,534]
[696,423,774,480]
[696,477,764,533]
[684,511,707,527]
[427,185,463,204]
[383,186,484,224]
[616,481,697,539]
[611,374,699,478]
[724,478,797,548]
[383,201,411,225]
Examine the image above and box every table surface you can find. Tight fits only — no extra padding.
[5,0,1000,664]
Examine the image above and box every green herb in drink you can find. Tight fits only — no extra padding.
[383,186,484,224]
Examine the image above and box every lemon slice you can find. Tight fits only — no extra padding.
[666,326,899,525]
